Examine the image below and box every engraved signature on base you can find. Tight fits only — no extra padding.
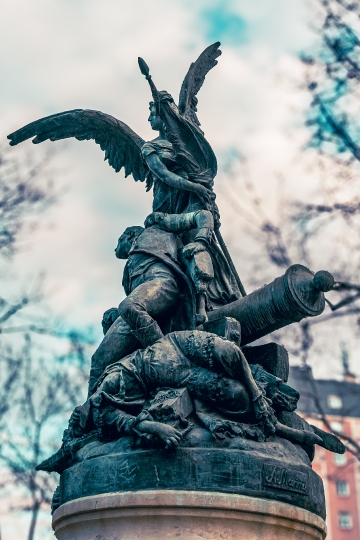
[262,465,308,495]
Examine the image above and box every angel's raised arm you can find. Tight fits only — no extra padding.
[8,109,147,182]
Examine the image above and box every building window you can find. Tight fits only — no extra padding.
[330,421,343,434]
[336,480,350,497]
[338,511,353,530]
[334,453,347,466]
[328,395,343,409]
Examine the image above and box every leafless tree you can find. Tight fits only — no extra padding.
[219,0,360,459]
[0,333,91,540]
[0,145,94,539]
[0,146,57,259]
[0,144,58,423]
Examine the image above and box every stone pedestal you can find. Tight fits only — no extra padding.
[58,440,326,518]
[52,490,326,540]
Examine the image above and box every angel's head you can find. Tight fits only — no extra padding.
[148,102,164,132]
[115,226,144,259]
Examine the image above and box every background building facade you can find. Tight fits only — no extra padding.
[289,366,360,540]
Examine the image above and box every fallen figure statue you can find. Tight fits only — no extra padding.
[38,329,344,475]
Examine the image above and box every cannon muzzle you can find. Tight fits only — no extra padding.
[207,264,334,345]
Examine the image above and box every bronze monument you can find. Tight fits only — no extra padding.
[8,42,342,528]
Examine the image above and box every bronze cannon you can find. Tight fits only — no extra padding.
[207,264,334,345]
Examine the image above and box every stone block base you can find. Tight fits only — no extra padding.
[52,490,326,540]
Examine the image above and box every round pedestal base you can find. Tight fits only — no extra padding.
[52,490,326,540]
[60,442,325,518]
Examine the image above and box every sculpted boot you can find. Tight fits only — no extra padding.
[132,320,164,348]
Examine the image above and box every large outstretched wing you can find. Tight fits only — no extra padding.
[7,109,147,181]
[178,42,221,128]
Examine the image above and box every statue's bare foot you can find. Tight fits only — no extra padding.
[253,394,270,420]
[196,313,207,325]
[196,292,208,325]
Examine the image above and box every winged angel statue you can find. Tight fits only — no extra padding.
[8,42,245,309]
[8,43,347,491]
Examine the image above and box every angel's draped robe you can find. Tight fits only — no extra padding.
[141,139,241,310]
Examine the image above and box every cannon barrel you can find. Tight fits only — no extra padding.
[207,264,334,345]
